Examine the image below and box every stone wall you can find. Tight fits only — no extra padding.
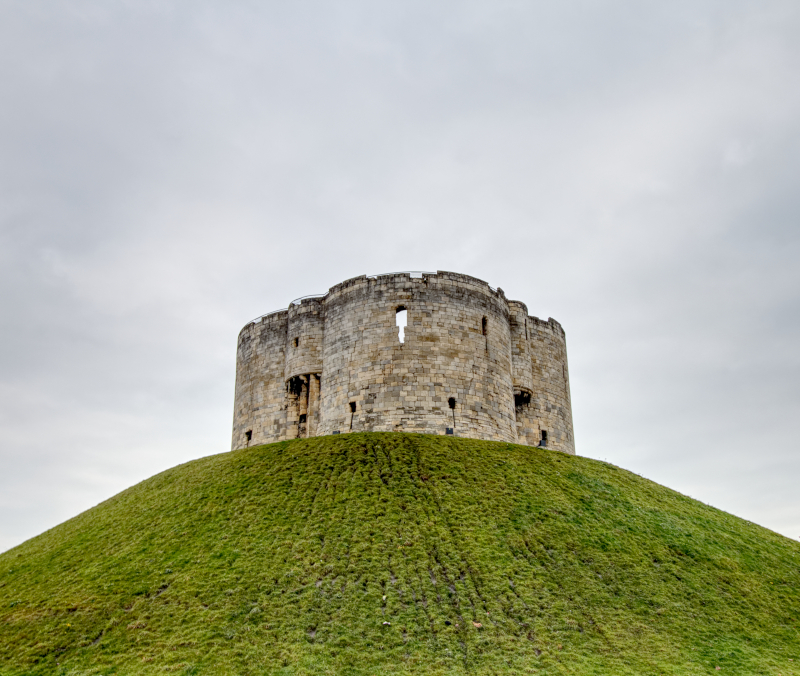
[513,316,574,452]
[231,311,288,450]
[284,298,324,438]
[316,272,516,440]
[231,271,575,454]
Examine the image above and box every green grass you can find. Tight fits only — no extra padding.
[1,433,799,675]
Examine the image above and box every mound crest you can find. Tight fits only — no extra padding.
[1,433,799,674]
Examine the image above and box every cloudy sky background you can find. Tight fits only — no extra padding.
[1,0,799,552]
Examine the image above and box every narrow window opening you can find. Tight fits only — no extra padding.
[287,376,304,396]
[349,401,356,413]
[447,397,457,434]
[293,337,299,348]
[396,307,407,343]
[514,391,531,423]
[245,430,252,443]
[539,430,548,447]
[481,316,487,336]
[299,414,307,424]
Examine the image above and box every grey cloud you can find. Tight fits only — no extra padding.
[1,0,799,550]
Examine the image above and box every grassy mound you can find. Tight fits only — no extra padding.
[1,433,799,675]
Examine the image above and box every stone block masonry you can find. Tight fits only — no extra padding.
[232,271,575,454]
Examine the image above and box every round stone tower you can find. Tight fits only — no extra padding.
[232,271,575,453]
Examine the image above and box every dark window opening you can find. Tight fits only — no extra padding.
[481,316,487,335]
[299,413,307,424]
[514,391,531,409]
[293,337,299,348]
[448,397,456,409]
[287,376,305,397]
[396,306,407,343]
[349,401,356,413]
[539,430,548,447]
[245,430,252,442]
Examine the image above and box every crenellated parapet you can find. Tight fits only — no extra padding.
[232,271,575,454]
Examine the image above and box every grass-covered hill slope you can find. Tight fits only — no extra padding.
[1,434,799,676]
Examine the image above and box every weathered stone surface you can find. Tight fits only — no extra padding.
[232,271,575,454]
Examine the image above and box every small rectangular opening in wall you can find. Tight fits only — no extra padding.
[349,401,356,413]
[298,414,307,424]
[540,430,548,447]
[245,430,252,442]
[481,316,487,336]
[396,307,407,343]
[445,428,454,435]
[293,337,299,348]
[287,376,304,396]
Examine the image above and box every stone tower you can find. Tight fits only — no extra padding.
[232,271,575,453]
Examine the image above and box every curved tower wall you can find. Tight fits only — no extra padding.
[508,300,538,446]
[285,298,324,379]
[317,272,516,440]
[231,271,575,454]
[527,317,574,454]
[508,300,534,394]
[284,298,325,438]
[232,311,288,450]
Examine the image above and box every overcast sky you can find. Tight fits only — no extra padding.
[1,0,799,553]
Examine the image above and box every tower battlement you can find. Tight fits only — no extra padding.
[232,271,574,453]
